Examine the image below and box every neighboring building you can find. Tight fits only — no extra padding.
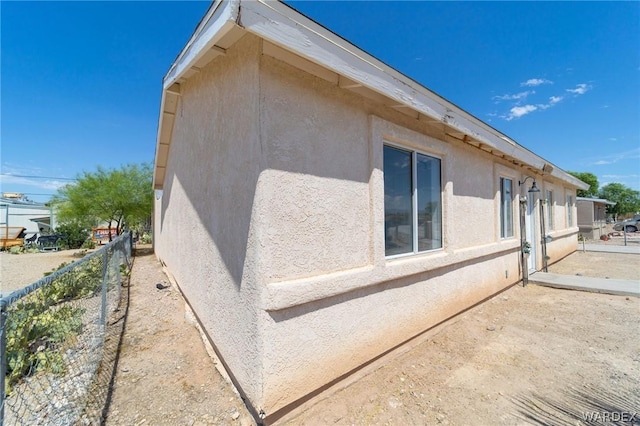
[152,1,588,421]
[576,197,615,239]
[0,193,55,237]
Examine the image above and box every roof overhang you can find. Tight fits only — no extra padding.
[153,0,243,189]
[576,197,616,205]
[153,0,589,191]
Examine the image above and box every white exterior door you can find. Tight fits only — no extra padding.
[526,196,537,272]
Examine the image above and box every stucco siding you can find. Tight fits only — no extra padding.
[448,148,498,248]
[256,54,525,413]
[258,55,372,281]
[261,251,519,412]
[546,230,579,265]
[154,34,265,407]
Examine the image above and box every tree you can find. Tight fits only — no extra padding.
[568,171,599,197]
[599,182,640,221]
[53,163,153,240]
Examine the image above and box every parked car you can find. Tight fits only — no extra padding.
[613,214,640,232]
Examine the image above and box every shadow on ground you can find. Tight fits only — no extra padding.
[77,248,151,424]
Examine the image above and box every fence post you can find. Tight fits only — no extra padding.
[100,248,108,326]
[0,304,7,426]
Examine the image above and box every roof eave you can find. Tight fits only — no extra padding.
[153,0,240,190]
[154,0,587,191]
[240,0,586,189]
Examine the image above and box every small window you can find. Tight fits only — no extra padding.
[384,145,442,257]
[546,190,554,231]
[500,177,514,238]
[567,195,573,227]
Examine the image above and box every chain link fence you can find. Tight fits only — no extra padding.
[0,233,132,425]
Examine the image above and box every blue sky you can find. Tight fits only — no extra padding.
[2,1,639,203]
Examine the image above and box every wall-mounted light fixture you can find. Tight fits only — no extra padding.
[519,176,540,193]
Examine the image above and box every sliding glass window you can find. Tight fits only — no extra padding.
[384,145,442,257]
[500,177,514,238]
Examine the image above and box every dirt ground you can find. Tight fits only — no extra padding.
[4,243,638,424]
[0,249,84,296]
[103,247,255,426]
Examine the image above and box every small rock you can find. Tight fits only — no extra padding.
[486,325,496,331]
[231,411,240,420]
[388,397,402,409]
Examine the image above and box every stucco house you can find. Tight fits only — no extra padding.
[152,0,588,421]
[576,197,615,239]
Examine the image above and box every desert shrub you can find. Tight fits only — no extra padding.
[42,258,103,301]
[4,296,84,393]
[81,239,96,249]
[4,257,103,393]
[9,246,39,254]
[56,222,90,250]
[140,233,152,244]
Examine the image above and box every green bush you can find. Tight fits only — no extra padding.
[56,222,90,250]
[81,239,96,249]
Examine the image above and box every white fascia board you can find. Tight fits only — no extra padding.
[560,173,590,190]
[153,0,240,189]
[241,0,584,188]
[163,0,240,88]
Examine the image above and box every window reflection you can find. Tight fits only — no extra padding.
[384,146,413,256]
[384,145,442,256]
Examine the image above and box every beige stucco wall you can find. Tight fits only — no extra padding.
[153,34,265,408]
[155,35,580,417]
[257,54,525,413]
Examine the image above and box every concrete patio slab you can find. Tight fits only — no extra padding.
[529,272,640,297]
[583,243,640,255]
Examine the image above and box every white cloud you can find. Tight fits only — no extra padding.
[504,104,537,121]
[521,78,552,87]
[492,90,534,102]
[0,164,70,192]
[566,83,591,95]
[588,148,640,166]
[536,95,564,110]
[0,174,67,191]
[493,79,590,121]
[602,174,639,179]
